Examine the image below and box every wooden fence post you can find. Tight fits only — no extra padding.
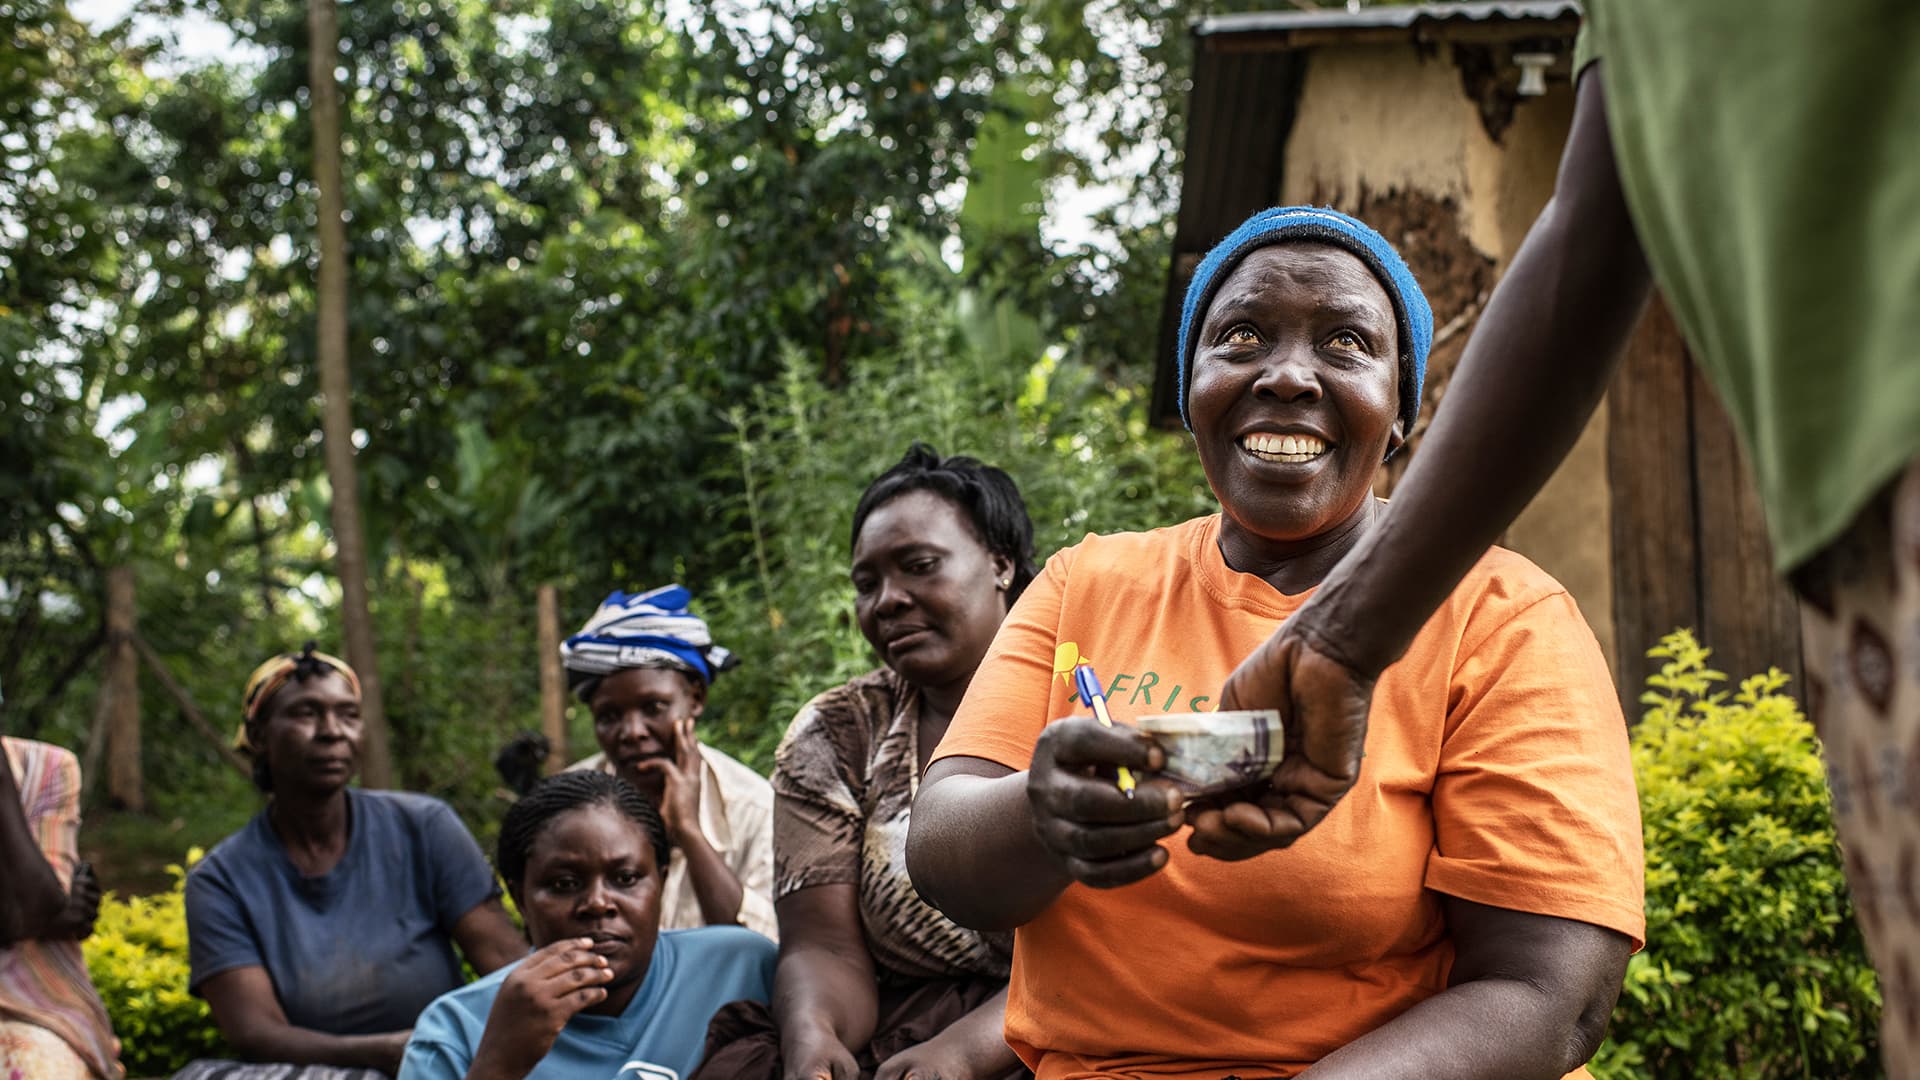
[99,565,143,811]
[537,584,567,773]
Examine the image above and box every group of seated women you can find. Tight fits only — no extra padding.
[139,205,1640,1080]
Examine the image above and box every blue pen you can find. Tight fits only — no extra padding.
[1073,662,1137,797]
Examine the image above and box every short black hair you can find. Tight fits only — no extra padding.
[850,443,1039,602]
[496,771,671,892]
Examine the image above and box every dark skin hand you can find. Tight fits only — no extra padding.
[591,669,748,929]
[466,938,614,1080]
[629,713,746,928]
[47,861,102,939]
[773,873,1021,1079]
[908,720,1185,932]
[1192,66,1653,859]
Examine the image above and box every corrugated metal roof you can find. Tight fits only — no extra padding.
[1195,1,1582,38]
[1150,0,1583,426]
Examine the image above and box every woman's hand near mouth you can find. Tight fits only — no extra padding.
[629,715,704,843]
[468,938,612,1080]
[630,715,751,929]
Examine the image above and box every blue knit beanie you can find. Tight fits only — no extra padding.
[1175,206,1433,448]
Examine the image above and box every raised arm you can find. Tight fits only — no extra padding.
[0,743,81,944]
[1194,66,1654,857]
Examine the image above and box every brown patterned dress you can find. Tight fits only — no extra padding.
[774,667,1011,983]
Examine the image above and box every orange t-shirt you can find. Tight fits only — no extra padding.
[932,515,1645,1080]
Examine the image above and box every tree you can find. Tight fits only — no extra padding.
[307,0,392,787]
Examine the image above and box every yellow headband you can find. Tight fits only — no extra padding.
[236,645,361,752]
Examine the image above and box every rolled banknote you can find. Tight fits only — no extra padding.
[1137,709,1285,797]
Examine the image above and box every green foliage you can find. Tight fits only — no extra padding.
[698,232,1212,771]
[83,849,225,1076]
[1,0,1269,863]
[1590,630,1881,1079]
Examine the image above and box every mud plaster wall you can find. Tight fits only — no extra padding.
[1278,42,1616,668]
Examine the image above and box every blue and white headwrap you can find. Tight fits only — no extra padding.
[561,585,737,700]
[1175,206,1434,448]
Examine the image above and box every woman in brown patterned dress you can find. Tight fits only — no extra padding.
[696,444,1034,1079]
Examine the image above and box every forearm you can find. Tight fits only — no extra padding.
[229,1022,407,1071]
[1305,978,1597,1080]
[774,944,878,1054]
[1295,75,1651,675]
[939,987,1020,1073]
[0,758,67,943]
[676,829,747,927]
[907,771,1070,932]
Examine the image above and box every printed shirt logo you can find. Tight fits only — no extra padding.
[1053,642,1092,685]
[616,1063,679,1080]
[1053,641,1216,715]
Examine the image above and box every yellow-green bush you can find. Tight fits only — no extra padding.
[83,848,225,1076]
[1590,630,1882,1078]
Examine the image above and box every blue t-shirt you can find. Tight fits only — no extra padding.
[185,788,503,1034]
[399,926,776,1080]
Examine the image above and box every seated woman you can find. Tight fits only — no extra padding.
[1,734,119,1079]
[696,445,1033,1080]
[908,207,1645,1080]
[400,771,776,1079]
[562,584,777,940]
[182,644,527,1079]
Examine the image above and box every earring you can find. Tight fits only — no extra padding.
[998,577,1011,589]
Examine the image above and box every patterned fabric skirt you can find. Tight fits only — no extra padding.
[1794,458,1920,1075]
[171,1062,387,1080]
[0,1021,94,1080]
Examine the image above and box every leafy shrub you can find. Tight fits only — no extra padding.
[83,848,225,1076]
[700,234,1215,770]
[1590,630,1882,1079]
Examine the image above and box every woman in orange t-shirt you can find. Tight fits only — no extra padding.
[906,207,1645,1080]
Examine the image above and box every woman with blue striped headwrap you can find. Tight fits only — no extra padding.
[561,585,776,942]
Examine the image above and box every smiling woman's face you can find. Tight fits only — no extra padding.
[516,803,663,1014]
[1188,243,1403,552]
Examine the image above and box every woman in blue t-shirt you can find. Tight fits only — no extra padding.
[181,645,527,1079]
[400,771,776,1080]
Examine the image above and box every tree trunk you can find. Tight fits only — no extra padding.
[309,0,393,789]
[537,584,567,773]
[99,565,143,811]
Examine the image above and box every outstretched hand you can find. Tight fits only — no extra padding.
[1185,626,1376,860]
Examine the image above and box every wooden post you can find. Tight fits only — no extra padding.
[1607,296,1701,714]
[99,565,144,811]
[537,584,568,773]
[309,0,393,788]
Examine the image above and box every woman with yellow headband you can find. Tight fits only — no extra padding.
[176,644,526,1079]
